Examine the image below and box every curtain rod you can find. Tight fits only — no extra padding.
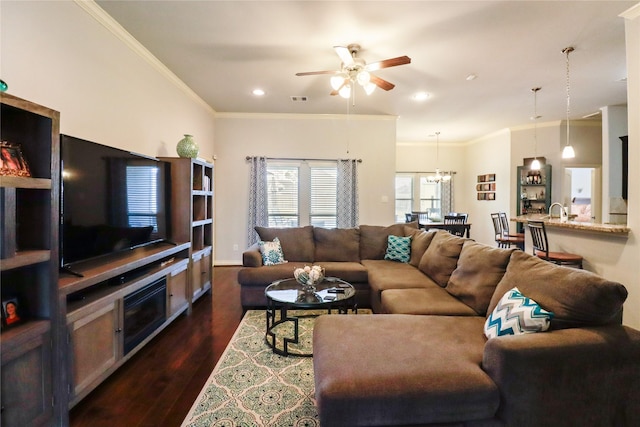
[246,156,362,163]
[397,170,457,174]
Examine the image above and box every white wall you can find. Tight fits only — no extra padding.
[0,1,215,159]
[214,113,397,264]
[461,130,512,246]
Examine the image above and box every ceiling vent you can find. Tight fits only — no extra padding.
[290,96,308,102]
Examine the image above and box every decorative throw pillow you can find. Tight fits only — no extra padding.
[258,237,287,266]
[384,235,412,263]
[484,287,554,339]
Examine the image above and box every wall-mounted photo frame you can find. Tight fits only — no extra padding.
[1,297,23,328]
[0,142,31,177]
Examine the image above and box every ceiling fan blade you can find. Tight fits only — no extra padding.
[296,70,339,76]
[370,74,395,91]
[334,46,355,66]
[365,56,411,72]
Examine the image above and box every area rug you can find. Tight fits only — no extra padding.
[181,309,369,427]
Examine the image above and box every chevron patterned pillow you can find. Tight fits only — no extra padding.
[484,287,554,339]
[384,235,412,263]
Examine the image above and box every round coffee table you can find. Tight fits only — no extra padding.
[264,277,356,356]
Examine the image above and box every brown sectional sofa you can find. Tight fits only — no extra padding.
[239,224,640,426]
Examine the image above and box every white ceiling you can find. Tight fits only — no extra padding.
[96,0,634,143]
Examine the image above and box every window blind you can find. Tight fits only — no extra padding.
[126,165,159,231]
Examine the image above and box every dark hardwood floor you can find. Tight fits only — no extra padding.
[69,266,244,427]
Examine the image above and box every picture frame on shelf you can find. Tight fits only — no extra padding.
[0,142,31,177]
[1,297,23,328]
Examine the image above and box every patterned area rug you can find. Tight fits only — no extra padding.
[181,309,369,427]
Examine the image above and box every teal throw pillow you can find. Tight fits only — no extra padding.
[484,287,554,339]
[384,235,412,263]
[258,237,287,266]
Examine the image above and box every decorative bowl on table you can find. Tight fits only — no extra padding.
[294,265,325,294]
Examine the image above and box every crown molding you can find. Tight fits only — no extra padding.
[214,112,397,121]
[74,0,216,116]
[620,2,640,20]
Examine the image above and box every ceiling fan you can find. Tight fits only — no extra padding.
[295,44,411,98]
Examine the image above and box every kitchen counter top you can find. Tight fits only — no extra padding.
[513,215,630,234]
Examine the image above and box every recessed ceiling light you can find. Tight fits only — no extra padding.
[412,92,430,101]
[252,88,265,96]
[465,74,478,81]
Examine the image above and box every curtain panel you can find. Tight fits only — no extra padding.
[247,156,268,245]
[336,159,359,228]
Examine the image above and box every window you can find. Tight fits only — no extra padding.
[126,165,160,232]
[267,161,337,228]
[395,173,443,222]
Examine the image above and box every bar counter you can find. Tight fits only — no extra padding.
[513,214,630,234]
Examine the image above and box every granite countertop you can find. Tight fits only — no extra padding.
[513,214,630,234]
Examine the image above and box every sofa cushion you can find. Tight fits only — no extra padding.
[381,288,479,315]
[418,231,466,287]
[484,287,554,339]
[314,315,499,427]
[446,240,514,315]
[404,228,436,267]
[384,235,411,263]
[255,226,314,262]
[237,262,307,287]
[316,261,368,284]
[359,222,418,260]
[313,227,360,262]
[258,237,287,265]
[488,250,628,329]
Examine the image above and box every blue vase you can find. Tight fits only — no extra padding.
[176,134,199,158]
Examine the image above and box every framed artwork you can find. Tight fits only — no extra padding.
[476,173,496,201]
[0,142,31,177]
[2,297,23,328]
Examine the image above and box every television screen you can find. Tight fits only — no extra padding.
[60,135,171,268]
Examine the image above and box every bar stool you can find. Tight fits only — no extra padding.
[498,212,524,239]
[491,213,524,249]
[527,220,583,268]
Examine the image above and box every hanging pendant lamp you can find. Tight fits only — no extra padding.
[530,87,541,170]
[562,46,576,159]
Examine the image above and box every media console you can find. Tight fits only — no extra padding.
[59,241,192,407]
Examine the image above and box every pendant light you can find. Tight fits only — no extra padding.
[427,132,451,183]
[562,46,576,159]
[530,87,541,170]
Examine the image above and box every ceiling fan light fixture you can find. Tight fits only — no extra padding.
[339,83,351,99]
[356,70,370,86]
[331,74,346,90]
[364,82,376,95]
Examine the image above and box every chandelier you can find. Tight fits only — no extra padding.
[530,87,541,170]
[427,132,451,183]
[562,46,576,159]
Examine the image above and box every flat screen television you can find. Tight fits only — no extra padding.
[60,134,172,271]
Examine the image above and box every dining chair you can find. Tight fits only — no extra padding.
[527,220,583,268]
[405,213,418,223]
[444,213,468,224]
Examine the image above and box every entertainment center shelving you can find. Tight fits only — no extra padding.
[0,93,62,426]
[1,93,214,426]
[159,157,214,304]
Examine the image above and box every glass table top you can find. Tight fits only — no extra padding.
[265,277,355,307]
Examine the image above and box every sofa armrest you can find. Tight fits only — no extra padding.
[482,325,640,426]
[242,243,263,267]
